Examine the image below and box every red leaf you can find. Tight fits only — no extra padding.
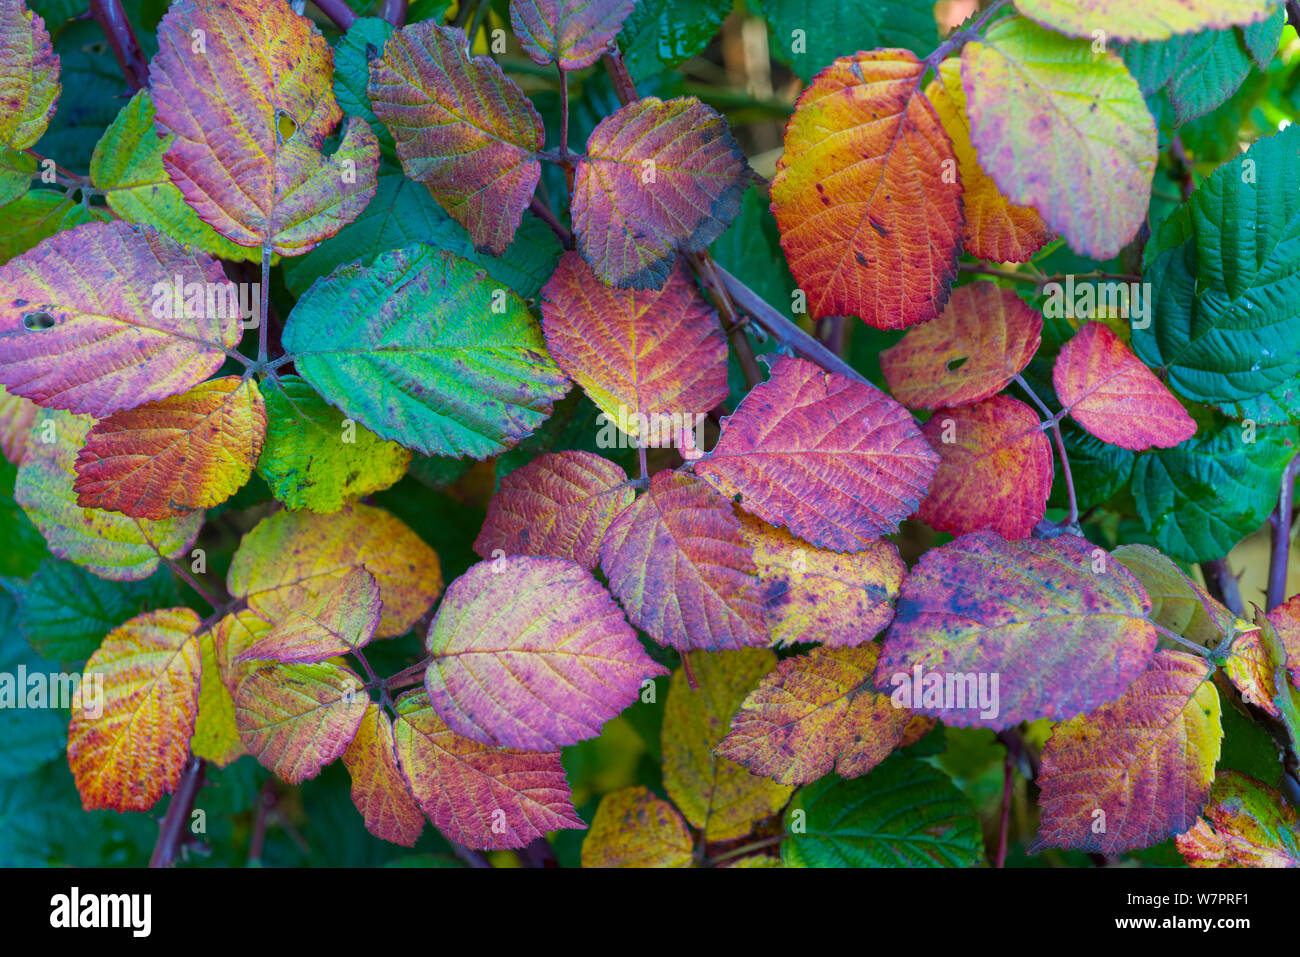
[342,704,426,847]
[510,0,635,70]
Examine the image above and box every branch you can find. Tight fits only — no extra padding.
[150,756,207,867]
[89,0,149,91]
[1201,558,1245,617]
[311,0,357,31]
[449,842,494,867]
[688,252,763,389]
[528,194,574,249]
[1014,375,1078,528]
[380,0,408,27]
[1268,454,1299,612]
[602,44,640,106]
[1288,0,1300,35]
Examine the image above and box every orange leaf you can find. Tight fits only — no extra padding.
[342,704,426,847]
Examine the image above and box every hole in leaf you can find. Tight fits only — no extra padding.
[945,355,968,372]
[275,109,298,143]
[23,311,56,331]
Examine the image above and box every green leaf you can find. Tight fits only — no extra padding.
[333,17,398,162]
[618,0,732,83]
[0,189,97,265]
[283,245,570,459]
[708,184,796,315]
[1131,421,1299,562]
[1051,420,1136,510]
[0,457,50,577]
[782,755,985,867]
[0,589,65,780]
[752,0,938,82]
[0,148,34,207]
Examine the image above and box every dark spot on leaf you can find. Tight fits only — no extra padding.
[23,311,56,330]
[945,355,968,372]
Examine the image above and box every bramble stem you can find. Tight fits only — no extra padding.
[150,756,206,867]
[1014,375,1078,527]
[162,555,220,610]
[380,0,408,27]
[957,264,1143,287]
[688,252,763,389]
[311,0,357,31]
[704,834,783,866]
[258,241,271,368]
[528,194,573,248]
[1267,454,1298,611]
[1201,559,1245,617]
[90,0,149,91]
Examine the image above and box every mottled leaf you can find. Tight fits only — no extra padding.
[212,609,275,698]
[581,785,693,867]
[962,17,1157,259]
[1015,0,1276,42]
[0,383,36,463]
[875,531,1157,728]
[66,608,202,811]
[237,568,380,664]
[282,245,570,459]
[1176,770,1300,867]
[1030,650,1220,854]
[1268,595,1300,689]
[572,96,749,289]
[511,0,635,69]
[0,0,59,150]
[342,703,425,847]
[1112,543,1233,648]
[662,648,795,841]
[695,356,939,551]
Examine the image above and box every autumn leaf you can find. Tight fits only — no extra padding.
[926,60,1051,262]
[66,608,202,811]
[572,96,750,289]
[962,17,1157,259]
[718,644,916,786]
[368,21,542,255]
[0,383,36,463]
[770,49,962,328]
[1112,543,1233,648]
[1014,0,1276,42]
[0,0,58,152]
[0,221,241,417]
[190,627,243,768]
[72,376,266,520]
[226,504,442,638]
[1030,650,1221,854]
[342,704,426,847]
[212,609,275,698]
[14,409,203,581]
[875,531,1158,728]
[150,0,379,254]
[392,690,584,850]
[423,556,667,750]
[540,251,728,445]
[1268,595,1300,690]
[282,245,570,459]
[1176,770,1300,867]
[235,568,381,665]
[1053,322,1196,451]
[695,356,939,551]
[474,450,635,571]
[581,786,694,867]
[599,470,766,651]
[662,649,794,841]
[511,0,636,70]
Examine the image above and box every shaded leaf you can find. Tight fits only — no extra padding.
[752,0,937,83]
[1112,543,1233,648]
[1267,594,1300,689]
[511,0,635,70]
[190,627,243,768]
[0,383,37,464]
[1176,770,1300,867]
[580,785,693,867]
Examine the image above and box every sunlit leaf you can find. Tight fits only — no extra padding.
[1112,543,1233,648]
[236,568,381,664]
[581,785,694,867]
[1014,0,1275,42]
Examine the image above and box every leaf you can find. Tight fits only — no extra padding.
[1224,627,1281,718]
[256,373,410,514]
[66,608,202,811]
[694,356,939,551]
[367,22,543,255]
[752,0,938,82]
[770,49,961,328]
[875,531,1157,728]
[1267,595,1300,689]
[1112,543,1233,648]
[1054,321,1197,451]
[1176,770,1300,867]
[511,0,635,70]
[226,503,442,638]
[0,589,64,779]
[571,96,750,289]
[581,785,693,867]
[474,450,634,571]
[72,376,266,520]
[391,690,584,850]
[1131,422,1298,562]
[212,609,274,698]
[1014,0,1276,42]
[190,627,243,768]
[89,91,259,262]
[540,251,728,443]
[282,245,570,459]
[0,145,33,206]
[0,220,241,417]
[150,0,379,254]
[1134,127,1300,421]
[424,556,666,750]
[880,283,1043,410]
[662,648,794,841]
[341,703,426,847]
[781,754,984,867]
[0,188,94,265]
[737,512,904,648]
[925,60,1051,262]
[333,16,397,161]
[617,0,730,83]
[234,660,368,784]
[718,644,915,786]
[236,568,381,664]
[600,470,765,651]
[1030,650,1220,854]
[14,409,203,581]
[0,383,37,463]
[961,16,1157,259]
[917,395,1053,540]
[0,0,59,150]
[13,558,175,661]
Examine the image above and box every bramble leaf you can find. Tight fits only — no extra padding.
[474,450,635,571]
[66,608,202,811]
[751,0,938,82]
[1267,595,1300,689]
[770,49,962,328]
[962,17,1156,259]
[572,96,750,289]
[917,395,1053,540]
[368,22,543,255]
[0,221,240,417]
[342,703,426,847]
[1112,543,1233,648]
[581,786,694,867]
[236,568,381,664]
[662,649,795,841]
[423,556,667,750]
[283,245,570,459]
[695,356,939,551]
[0,384,36,463]
[150,0,379,253]
[1176,770,1300,867]
[190,627,243,768]
[1014,0,1276,42]
[511,0,635,70]
[1030,650,1220,854]
[875,531,1158,728]
[0,0,59,151]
